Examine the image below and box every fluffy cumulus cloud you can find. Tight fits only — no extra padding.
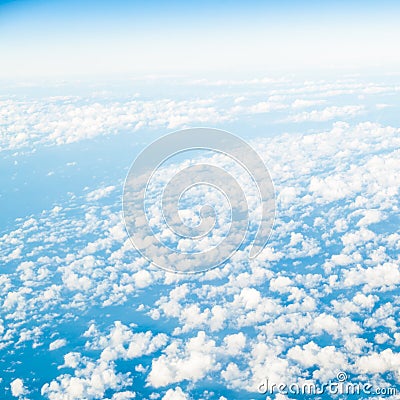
[10,379,26,397]
[161,386,188,400]
[1,76,400,399]
[41,322,168,399]
[49,338,67,351]
[147,331,218,388]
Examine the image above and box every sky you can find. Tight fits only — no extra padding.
[1,0,400,78]
[1,3,400,397]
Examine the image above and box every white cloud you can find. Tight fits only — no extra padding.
[223,333,246,356]
[86,186,116,202]
[289,105,364,122]
[287,342,349,381]
[49,338,67,351]
[356,349,400,375]
[111,391,136,399]
[42,322,168,399]
[356,210,385,227]
[343,263,400,291]
[291,99,326,109]
[269,276,293,293]
[161,387,188,400]
[147,331,218,388]
[10,378,26,397]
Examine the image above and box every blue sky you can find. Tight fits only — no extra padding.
[1,0,400,77]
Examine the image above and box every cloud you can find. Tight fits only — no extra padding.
[343,263,400,291]
[356,349,400,374]
[1,80,400,398]
[147,331,218,388]
[10,378,26,397]
[287,342,349,381]
[86,186,116,202]
[49,339,67,351]
[291,99,326,109]
[289,105,364,122]
[161,387,188,400]
[42,322,167,399]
